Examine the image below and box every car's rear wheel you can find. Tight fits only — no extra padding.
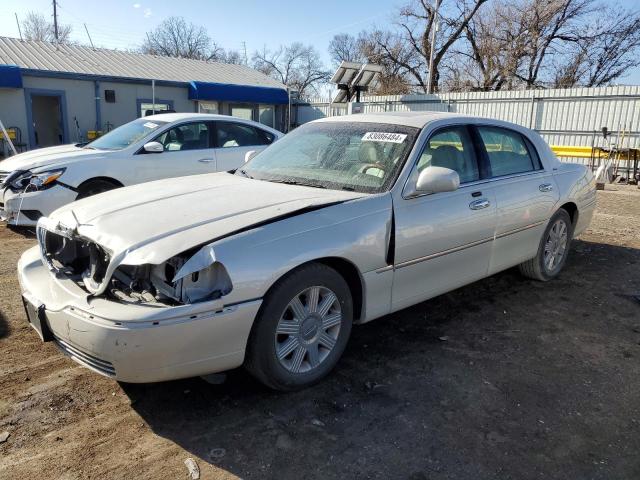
[76,179,120,200]
[245,263,353,391]
[519,208,573,281]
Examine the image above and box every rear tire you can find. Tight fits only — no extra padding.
[245,263,353,391]
[76,179,120,200]
[519,209,573,281]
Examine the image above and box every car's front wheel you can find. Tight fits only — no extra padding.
[519,208,573,281]
[245,263,353,391]
[76,178,121,200]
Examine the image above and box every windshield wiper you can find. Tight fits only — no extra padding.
[268,179,327,189]
[238,169,254,179]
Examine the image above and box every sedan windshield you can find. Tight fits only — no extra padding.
[85,118,167,151]
[238,122,419,193]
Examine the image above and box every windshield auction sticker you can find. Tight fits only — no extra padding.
[143,122,159,129]
[362,132,407,143]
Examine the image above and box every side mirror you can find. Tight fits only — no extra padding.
[244,150,257,163]
[412,166,460,195]
[143,141,164,153]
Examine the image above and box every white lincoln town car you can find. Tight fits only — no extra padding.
[0,113,281,226]
[18,112,596,390]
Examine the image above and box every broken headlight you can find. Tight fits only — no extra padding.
[151,253,233,304]
[109,247,233,305]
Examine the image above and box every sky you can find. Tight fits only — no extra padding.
[1,0,639,85]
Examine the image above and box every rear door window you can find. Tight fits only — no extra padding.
[477,126,539,177]
[215,122,274,148]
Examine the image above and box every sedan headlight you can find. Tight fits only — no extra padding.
[8,168,66,191]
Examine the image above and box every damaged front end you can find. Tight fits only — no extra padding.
[36,218,232,306]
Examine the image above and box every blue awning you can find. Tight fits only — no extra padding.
[188,81,288,104]
[0,65,23,88]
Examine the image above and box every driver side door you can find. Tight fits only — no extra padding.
[134,121,217,182]
[391,125,498,311]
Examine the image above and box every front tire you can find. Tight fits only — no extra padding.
[245,263,353,391]
[76,179,120,200]
[519,209,573,281]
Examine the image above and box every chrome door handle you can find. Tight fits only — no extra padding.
[469,199,490,210]
[539,183,553,192]
[198,158,215,163]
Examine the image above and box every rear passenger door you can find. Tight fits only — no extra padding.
[213,121,276,171]
[474,125,560,274]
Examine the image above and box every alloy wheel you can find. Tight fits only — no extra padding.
[274,286,342,374]
[543,218,568,273]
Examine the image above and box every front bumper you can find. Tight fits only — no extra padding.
[1,184,77,226]
[18,246,261,383]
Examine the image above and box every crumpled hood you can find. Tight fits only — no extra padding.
[49,172,364,266]
[0,144,110,172]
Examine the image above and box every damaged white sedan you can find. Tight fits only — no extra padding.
[18,112,596,390]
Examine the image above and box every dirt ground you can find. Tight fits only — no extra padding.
[1,185,639,480]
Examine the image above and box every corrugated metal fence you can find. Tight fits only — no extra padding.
[294,86,640,165]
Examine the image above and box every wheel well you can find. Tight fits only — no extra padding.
[314,257,364,322]
[559,202,578,226]
[269,258,364,323]
[77,176,124,191]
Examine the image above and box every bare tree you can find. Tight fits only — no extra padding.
[252,43,330,97]
[141,17,223,61]
[514,0,592,87]
[457,0,529,90]
[219,49,245,65]
[457,0,640,90]
[358,30,416,94]
[554,7,640,87]
[22,11,72,44]
[390,0,490,92]
[328,33,365,65]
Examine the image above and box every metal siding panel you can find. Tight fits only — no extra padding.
[0,36,284,89]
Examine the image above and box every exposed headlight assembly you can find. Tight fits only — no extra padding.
[151,246,233,304]
[108,245,233,306]
[8,168,66,191]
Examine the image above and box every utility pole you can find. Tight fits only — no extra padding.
[84,23,95,49]
[52,0,59,42]
[15,13,23,40]
[241,41,248,65]
[426,0,441,95]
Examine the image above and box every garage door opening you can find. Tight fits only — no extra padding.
[28,91,67,148]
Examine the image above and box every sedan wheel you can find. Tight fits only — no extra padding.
[245,263,353,391]
[275,286,342,374]
[519,208,573,281]
[543,218,568,274]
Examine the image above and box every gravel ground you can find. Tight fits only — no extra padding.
[1,185,639,480]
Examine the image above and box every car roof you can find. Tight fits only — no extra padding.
[144,113,242,122]
[313,111,479,129]
[143,112,282,134]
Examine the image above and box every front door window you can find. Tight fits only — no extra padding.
[417,127,480,183]
[154,122,212,151]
